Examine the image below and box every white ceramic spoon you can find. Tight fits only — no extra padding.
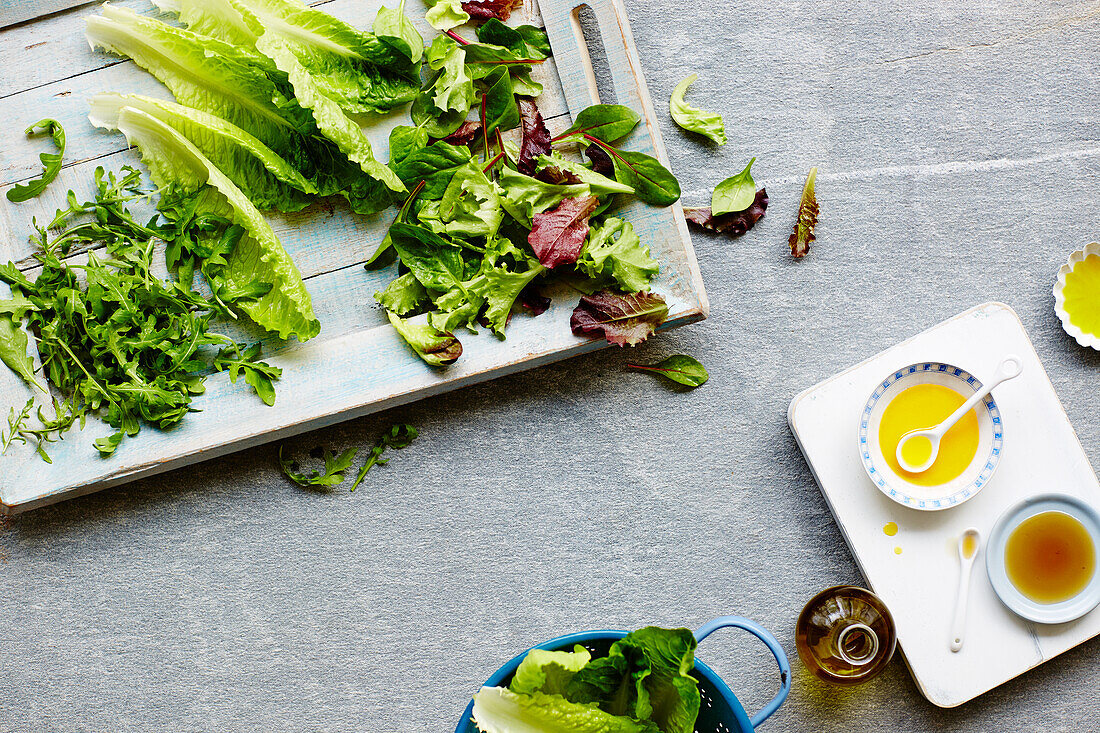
[950,528,981,652]
[895,355,1023,473]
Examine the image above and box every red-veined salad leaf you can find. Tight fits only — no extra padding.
[684,188,768,237]
[570,291,668,346]
[529,194,599,268]
[442,120,483,146]
[517,97,551,174]
[789,166,819,258]
[627,355,708,388]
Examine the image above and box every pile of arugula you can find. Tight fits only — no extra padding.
[0,167,279,458]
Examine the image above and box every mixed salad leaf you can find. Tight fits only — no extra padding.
[472,626,700,733]
[669,74,726,146]
[278,423,418,490]
[7,120,66,204]
[627,354,708,388]
[789,166,819,258]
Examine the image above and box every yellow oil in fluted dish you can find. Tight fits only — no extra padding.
[1061,254,1100,337]
[878,384,979,486]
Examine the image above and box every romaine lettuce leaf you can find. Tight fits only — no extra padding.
[510,646,592,697]
[90,92,316,212]
[103,106,319,341]
[472,687,660,733]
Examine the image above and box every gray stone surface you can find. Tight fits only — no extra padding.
[4,0,1100,730]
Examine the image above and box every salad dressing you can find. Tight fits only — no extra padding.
[1005,511,1096,604]
[878,383,979,486]
[1061,254,1100,338]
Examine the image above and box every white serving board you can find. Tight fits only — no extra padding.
[0,0,706,511]
[788,302,1100,707]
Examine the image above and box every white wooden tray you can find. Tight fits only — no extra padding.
[788,302,1100,707]
[0,0,706,512]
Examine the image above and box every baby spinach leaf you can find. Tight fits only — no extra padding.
[558,104,640,144]
[279,445,359,489]
[669,74,726,145]
[711,158,756,215]
[570,291,668,346]
[388,222,468,292]
[388,125,430,167]
[7,119,65,203]
[481,66,521,135]
[386,311,463,366]
[627,354,708,388]
[516,25,551,57]
[684,188,768,237]
[392,141,474,199]
[476,19,548,60]
[374,0,424,63]
[411,90,468,138]
[789,166,819,258]
[604,145,680,206]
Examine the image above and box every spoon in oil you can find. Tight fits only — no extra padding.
[950,528,981,653]
[896,355,1023,473]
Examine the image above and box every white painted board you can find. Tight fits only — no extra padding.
[0,0,707,512]
[788,302,1100,707]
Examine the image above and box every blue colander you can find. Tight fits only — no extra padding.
[455,615,791,733]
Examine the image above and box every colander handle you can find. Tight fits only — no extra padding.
[695,616,791,729]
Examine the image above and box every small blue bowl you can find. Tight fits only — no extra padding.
[986,493,1100,624]
[455,616,791,733]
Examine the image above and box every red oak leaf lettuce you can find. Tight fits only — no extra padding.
[528,194,599,268]
[519,282,550,315]
[462,0,520,21]
[585,143,613,177]
[789,168,818,258]
[570,291,669,346]
[683,188,768,237]
[517,97,551,174]
[442,120,483,147]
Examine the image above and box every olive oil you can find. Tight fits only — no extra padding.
[1005,511,1096,604]
[878,383,980,486]
[795,586,896,685]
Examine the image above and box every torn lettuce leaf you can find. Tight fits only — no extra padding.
[577,218,658,292]
[424,0,470,31]
[498,168,589,227]
[570,291,668,347]
[528,194,600,269]
[103,106,319,341]
[417,158,504,238]
[669,73,726,145]
[789,166,819,258]
[472,687,660,733]
[536,152,634,196]
[386,311,462,366]
[684,188,768,237]
[425,35,476,115]
[374,272,427,315]
[511,646,593,697]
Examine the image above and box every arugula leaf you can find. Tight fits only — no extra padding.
[213,342,282,406]
[350,423,418,491]
[684,188,768,237]
[386,311,463,366]
[669,74,726,145]
[711,157,756,215]
[7,119,65,203]
[95,431,125,457]
[0,316,44,391]
[577,218,658,292]
[529,194,600,269]
[374,0,424,64]
[570,291,668,346]
[558,104,640,144]
[481,67,520,135]
[279,445,359,488]
[424,0,470,31]
[789,166,819,258]
[627,355,708,388]
[0,399,34,456]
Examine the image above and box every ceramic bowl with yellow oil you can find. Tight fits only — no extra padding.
[986,494,1100,624]
[858,362,1003,511]
[1054,241,1100,351]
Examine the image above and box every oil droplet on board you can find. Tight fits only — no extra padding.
[883,522,898,537]
[894,547,903,555]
